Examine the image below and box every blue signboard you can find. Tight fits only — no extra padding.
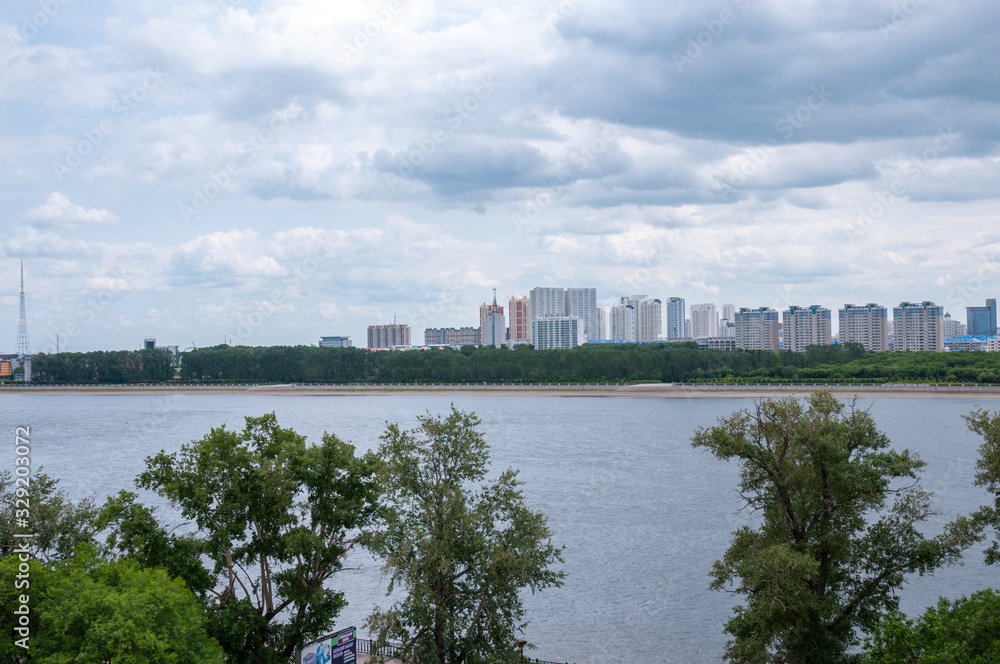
[300,626,356,664]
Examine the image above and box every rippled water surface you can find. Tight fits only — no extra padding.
[1,393,994,663]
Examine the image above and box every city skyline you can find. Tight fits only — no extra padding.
[2,2,999,352]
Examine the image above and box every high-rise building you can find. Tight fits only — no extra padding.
[782,305,832,352]
[690,303,718,339]
[484,310,506,348]
[636,297,662,342]
[509,296,531,343]
[666,297,686,339]
[735,307,780,351]
[479,290,504,346]
[839,304,889,352]
[531,317,579,350]
[721,304,735,324]
[943,313,967,339]
[596,307,606,341]
[566,287,598,342]
[368,323,411,348]
[966,299,997,336]
[529,287,598,342]
[609,298,637,342]
[892,301,944,352]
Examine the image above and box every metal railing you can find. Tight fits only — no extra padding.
[354,639,572,664]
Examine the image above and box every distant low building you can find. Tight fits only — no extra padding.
[944,335,998,352]
[697,337,736,351]
[424,327,480,346]
[143,338,180,364]
[319,336,353,348]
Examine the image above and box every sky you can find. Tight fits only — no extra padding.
[1,0,998,353]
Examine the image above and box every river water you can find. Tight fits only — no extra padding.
[0,393,995,663]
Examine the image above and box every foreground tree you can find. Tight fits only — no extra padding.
[964,408,1000,565]
[366,407,565,664]
[693,391,978,664]
[139,413,378,664]
[0,546,223,664]
[0,470,99,561]
[863,589,1000,664]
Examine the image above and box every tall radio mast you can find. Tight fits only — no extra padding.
[15,260,32,382]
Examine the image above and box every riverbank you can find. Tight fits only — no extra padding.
[4,383,1000,398]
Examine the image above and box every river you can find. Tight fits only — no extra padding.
[0,392,994,663]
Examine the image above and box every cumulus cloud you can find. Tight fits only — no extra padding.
[22,193,120,227]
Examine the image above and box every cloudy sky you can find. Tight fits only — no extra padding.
[1,0,998,352]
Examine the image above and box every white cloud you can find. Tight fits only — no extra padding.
[22,193,120,227]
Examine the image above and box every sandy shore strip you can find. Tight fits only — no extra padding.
[4,383,1000,398]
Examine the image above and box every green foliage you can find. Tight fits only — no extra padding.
[864,589,1000,664]
[165,342,1000,386]
[964,408,1000,566]
[0,547,223,664]
[30,349,174,383]
[0,470,99,563]
[366,407,565,664]
[21,342,1000,385]
[138,413,379,663]
[98,490,215,597]
[693,391,979,664]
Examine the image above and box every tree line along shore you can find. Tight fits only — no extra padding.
[14,341,1000,385]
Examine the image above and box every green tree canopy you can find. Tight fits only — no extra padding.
[0,546,223,664]
[863,589,1000,664]
[0,469,99,562]
[964,408,1000,566]
[693,391,979,664]
[366,406,565,664]
[138,413,379,664]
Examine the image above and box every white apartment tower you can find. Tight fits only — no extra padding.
[690,303,719,339]
[531,317,580,350]
[892,301,944,352]
[782,305,832,352]
[610,298,637,342]
[529,287,598,342]
[839,304,889,352]
[636,297,662,342]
